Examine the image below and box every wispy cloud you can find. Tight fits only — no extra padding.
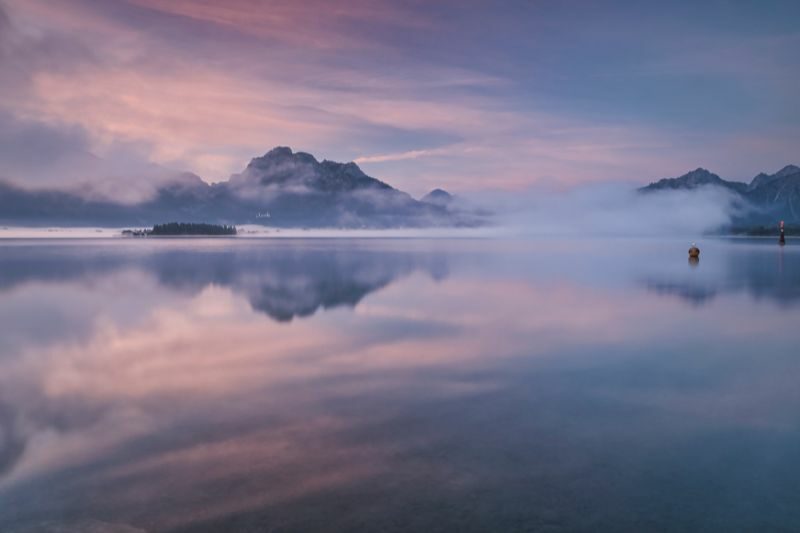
[0,0,797,193]
[355,148,454,164]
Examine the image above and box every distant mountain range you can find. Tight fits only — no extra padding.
[3,146,798,231]
[639,164,800,226]
[0,147,483,228]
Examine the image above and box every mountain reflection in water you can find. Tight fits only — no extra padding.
[0,237,799,532]
[0,241,449,322]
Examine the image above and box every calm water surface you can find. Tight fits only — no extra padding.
[0,237,798,532]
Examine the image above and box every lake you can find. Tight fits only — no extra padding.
[0,237,798,532]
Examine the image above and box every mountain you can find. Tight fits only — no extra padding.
[748,165,800,191]
[639,164,800,225]
[222,147,445,228]
[420,188,455,207]
[639,168,747,194]
[744,166,800,223]
[230,147,394,193]
[0,147,485,228]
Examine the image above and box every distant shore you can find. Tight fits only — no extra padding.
[0,225,499,239]
[0,223,793,240]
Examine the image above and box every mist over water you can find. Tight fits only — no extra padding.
[0,178,746,241]
[0,237,798,532]
[468,183,743,237]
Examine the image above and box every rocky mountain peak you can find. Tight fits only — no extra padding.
[775,164,800,178]
[639,167,739,193]
[749,164,800,190]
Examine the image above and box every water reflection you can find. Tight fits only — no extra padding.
[640,239,800,307]
[0,242,449,322]
[0,238,799,532]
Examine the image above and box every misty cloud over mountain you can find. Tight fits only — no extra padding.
[640,165,800,226]
[454,164,799,237]
[0,147,481,228]
[0,141,797,234]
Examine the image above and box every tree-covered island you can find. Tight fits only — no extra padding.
[122,222,237,236]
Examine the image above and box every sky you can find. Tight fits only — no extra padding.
[0,0,798,196]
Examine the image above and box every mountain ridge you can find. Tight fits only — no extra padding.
[0,147,484,228]
[640,164,800,225]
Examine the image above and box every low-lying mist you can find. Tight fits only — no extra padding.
[463,183,744,237]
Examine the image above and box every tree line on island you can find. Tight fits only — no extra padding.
[123,222,237,236]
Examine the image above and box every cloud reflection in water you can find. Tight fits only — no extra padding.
[0,238,799,532]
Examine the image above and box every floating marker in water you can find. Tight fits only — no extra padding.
[688,243,700,258]
[780,220,786,246]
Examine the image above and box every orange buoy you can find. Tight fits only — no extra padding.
[688,243,700,258]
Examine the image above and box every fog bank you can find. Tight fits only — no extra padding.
[465,183,743,237]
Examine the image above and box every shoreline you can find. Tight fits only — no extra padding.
[0,226,793,241]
